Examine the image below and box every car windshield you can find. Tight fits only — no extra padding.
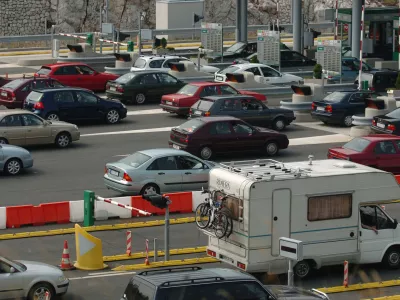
[323,92,347,103]
[343,137,371,152]
[2,79,25,89]
[226,42,246,53]
[385,108,400,119]
[177,119,204,133]
[119,152,152,168]
[26,91,44,102]
[219,66,240,74]
[36,67,51,75]
[1,256,27,271]
[133,58,146,68]
[116,73,136,84]
[177,84,199,96]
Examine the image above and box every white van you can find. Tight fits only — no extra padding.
[201,158,400,278]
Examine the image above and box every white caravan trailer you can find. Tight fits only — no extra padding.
[202,158,400,278]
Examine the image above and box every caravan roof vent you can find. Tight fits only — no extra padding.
[334,162,357,169]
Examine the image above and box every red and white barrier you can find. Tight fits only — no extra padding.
[58,33,88,40]
[95,196,151,216]
[126,231,132,256]
[343,260,349,287]
[145,239,149,265]
[99,39,127,46]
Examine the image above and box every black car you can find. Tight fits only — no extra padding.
[23,87,127,124]
[371,108,400,135]
[121,267,329,300]
[311,90,378,127]
[233,50,316,70]
[189,95,295,131]
[106,71,185,105]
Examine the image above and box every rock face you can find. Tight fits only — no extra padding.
[0,0,386,36]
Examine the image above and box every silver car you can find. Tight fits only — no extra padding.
[0,256,69,300]
[0,144,33,175]
[104,148,216,195]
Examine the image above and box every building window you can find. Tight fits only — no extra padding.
[307,194,352,221]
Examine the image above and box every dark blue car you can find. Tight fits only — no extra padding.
[23,87,127,124]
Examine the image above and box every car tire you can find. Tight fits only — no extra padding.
[294,260,312,279]
[140,183,160,196]
[0,138,9,145]
[55,132,71,148]
[134,93,146,105]
[46,112,60,121]
[272,117,286,131]
[342,114,353,127]
[28,282,55,300]
[265,141,279,156]
[199,146,213,160]
[105,109,120,124]
[4,158,22,175]
[383,247,400,269]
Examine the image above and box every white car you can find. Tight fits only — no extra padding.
[215,63,304,85]
[130,55,219,74]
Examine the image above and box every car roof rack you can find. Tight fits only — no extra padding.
[219,159,311,181]
[160,276,225,287]
[138,266,202,276]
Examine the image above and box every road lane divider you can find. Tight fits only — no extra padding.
[318,279,400,293]
[0,217,196,240]
[103,246,206,262]
[112,256,219,271]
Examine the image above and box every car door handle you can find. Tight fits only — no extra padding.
[185,172,192,175]
[158,172,165,175]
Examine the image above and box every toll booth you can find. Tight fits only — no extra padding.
[337,7,399,60]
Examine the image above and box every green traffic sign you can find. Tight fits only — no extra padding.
[201,29,208,33]
[317,46,324,51]
[257,37,264,41]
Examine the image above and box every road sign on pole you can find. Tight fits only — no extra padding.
[344,23,349,33]
[279,237,304,287]
[201,22,223,58]
[257,29,280,68]
[316,39,342,82]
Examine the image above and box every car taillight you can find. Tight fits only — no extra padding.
[311,103,316,110]
[189,108,193,114]
[369,87,375,91]
[388,124,396,131]
[237,262,246,270]
[204,111,211,116]
[372,119,376,126]
[325,105,332,113]
[116,86,124,93]
[207,249,216,257]
[123,172,132,182]
[104,166,108,174]
[33,102,44,110]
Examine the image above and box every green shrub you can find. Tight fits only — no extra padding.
[313,64,323,79]
[161,38,167,49]
[250,55,259,63]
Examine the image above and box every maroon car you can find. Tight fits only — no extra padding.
[0,78,64,108]
[168,116,289,160]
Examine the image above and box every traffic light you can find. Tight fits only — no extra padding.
[114,30,130,42]
[310,29,321,39]
[269,24,284,32]
[194,13,204,23]
[46,20,56,29]
[142,194,171,209]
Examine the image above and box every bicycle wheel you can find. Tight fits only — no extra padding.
[213,211,229,239]
[195,203,211,229]
[220,207,233,238]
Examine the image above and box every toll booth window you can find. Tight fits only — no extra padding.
[307,193,352,221]
[215,191,240,221]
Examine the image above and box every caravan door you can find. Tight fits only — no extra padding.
[271,189,291,256]
[359,205,395,264]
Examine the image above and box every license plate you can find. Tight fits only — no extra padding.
[1,92,7,97]
[317,107,325,111]
[172,144,180,150]
[377,122,385,128]
[110,87,116,91]
[166,101,172,105]
[194,110,202,116]
[108,169,119,176]
[216,75,224,81]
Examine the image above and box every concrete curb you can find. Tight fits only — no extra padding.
[318,279,400,294]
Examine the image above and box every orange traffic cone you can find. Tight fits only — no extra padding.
[59,240,75,270]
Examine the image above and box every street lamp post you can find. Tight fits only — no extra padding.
[138,11,147,56]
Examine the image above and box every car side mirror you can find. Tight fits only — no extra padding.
[9,267,16,273]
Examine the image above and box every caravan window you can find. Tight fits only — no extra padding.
[307,194,352,221]
[215,191,240,221]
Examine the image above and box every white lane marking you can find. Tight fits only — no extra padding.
[127,109,167,116]
[81,127,173,137]
[289,134,352,146]
[88,270,129,276]
[69,271,136,280]
[113,154,130,157]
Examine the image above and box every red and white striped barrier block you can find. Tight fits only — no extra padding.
[126,231,132,256]
[98,39,127,46]
[58,33,88,40]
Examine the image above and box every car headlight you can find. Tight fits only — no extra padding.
[74,125,78,130]
[121,103,126,109]
[58,276,67,282]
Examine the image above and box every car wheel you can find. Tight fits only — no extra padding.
[46,112,60,121]
[28,282,55,300]
[134,93,146,105]
[0,138,9,145]
[55,132,71,148]
[383,247,400,269]
[265,141,279,156]
[105,109,120,124]
[140,183,160,196]
[294,260,312,279]
[200,146,213,160]
[4,158,22,175]
[342,115,353,127]
[272,118,286,131]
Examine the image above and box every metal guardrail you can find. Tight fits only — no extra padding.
[0,23,334,44]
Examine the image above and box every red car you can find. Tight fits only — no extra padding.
[328,134,400,174]
[35,63,119,92]
[160,82,267,116]
[0,77,64,109]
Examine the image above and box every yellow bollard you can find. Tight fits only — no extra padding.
[74,224,108,270]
